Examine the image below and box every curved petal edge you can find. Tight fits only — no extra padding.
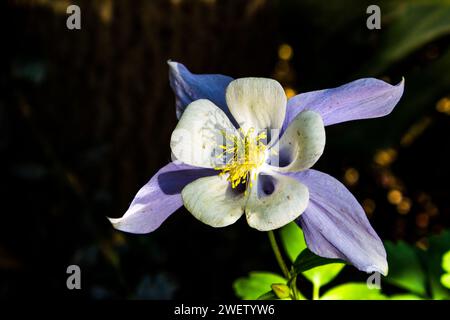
[285,77,405,128]
[287,169,388,275]
[168,61,233,119]
[108,162,215,234]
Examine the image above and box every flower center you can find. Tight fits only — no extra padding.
[215,128,267,189]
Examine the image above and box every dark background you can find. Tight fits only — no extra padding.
[1,0,449,299]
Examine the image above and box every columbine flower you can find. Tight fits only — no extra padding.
[109,61,404,276]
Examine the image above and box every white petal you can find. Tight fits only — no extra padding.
[226,78,287,132]
[270,110,325,172]
[245,173,309,231]
[182,175,246,227]
[170,99,237,168]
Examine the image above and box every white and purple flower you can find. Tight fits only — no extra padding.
[109,61,404,276]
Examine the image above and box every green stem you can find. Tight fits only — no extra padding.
[268,230,290,279]
[313,283,320,300]
[290,275,300,300]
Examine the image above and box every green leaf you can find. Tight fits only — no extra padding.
[384,241,427,296]
[441,251,450,289]
[279,223,345,290]
[293,248,344,274]
[360,1,450,75]
[257,290,278,300]
[321,283,386,300]
[388,294,423,300]
[280,223,344,288]
[442,251,450,273]
[303,263,345,289]
[233,272,287,300]
[426,231,450,299]
[441,274,450,289]
[280,222,307,262]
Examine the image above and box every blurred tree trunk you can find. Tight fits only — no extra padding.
[7,0,278,215]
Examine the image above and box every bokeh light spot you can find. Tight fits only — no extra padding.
[362,198,376,217]
[436,97,450,114]
[374,148,397,166]
[278,44,293,61]
[397,197,411,215]
[284,87,296,98]
[387,189,403,205]
[416,213,429,229]
[344,168,359,186]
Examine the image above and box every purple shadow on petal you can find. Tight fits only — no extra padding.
[168,61,234,120]
[157,167,217,195]
[284,77,404,130]
[109,162,216,234]
[258,173,277,196]
[286,169,388,275]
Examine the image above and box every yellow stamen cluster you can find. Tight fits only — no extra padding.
[215,127,267,189]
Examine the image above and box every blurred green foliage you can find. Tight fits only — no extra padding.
[320,283,385,300]
[233,223,450,300]
[441,251,450,289]
[361,0,450,75]
[384,241,427,296]
[233,272,287,300]
[385,231,450,299]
